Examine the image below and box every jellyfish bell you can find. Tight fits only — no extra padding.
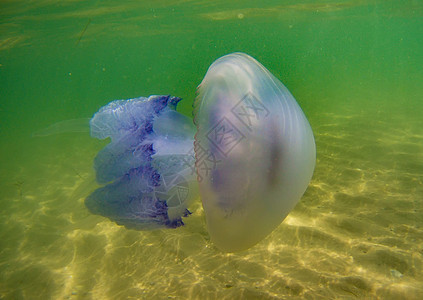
[194,53,316,252]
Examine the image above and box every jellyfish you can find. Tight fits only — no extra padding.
[85,53,315,251]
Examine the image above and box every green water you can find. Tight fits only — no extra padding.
[1,0,422,299]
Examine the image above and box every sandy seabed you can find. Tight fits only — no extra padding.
[0,108,422,300]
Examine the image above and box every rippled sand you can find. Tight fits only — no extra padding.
[0,107,422,299]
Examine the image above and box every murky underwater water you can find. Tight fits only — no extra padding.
[1,1,422,299]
